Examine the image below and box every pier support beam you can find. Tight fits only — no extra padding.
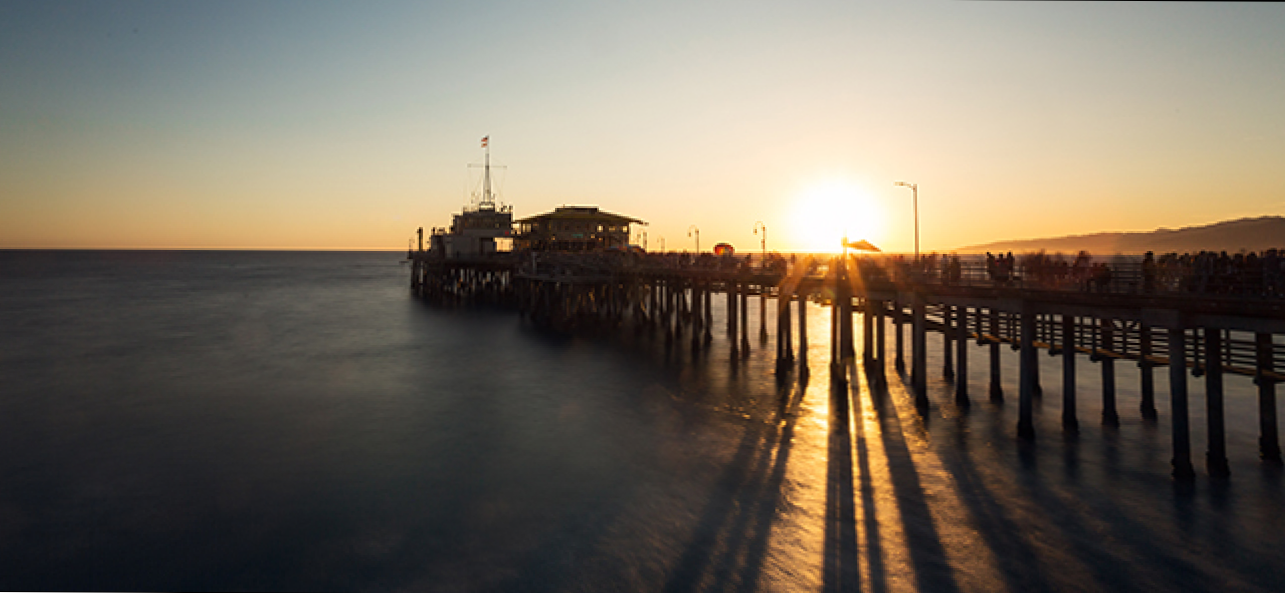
[670,284,681,342]
[760,287,768,344]
[839,274,855,373]
[862,298,874,370]
[830,262,849,391]
[1205,328,1230,478]
[1018,302,1036,440]
[874,300,887,389]
[704,287,713,344]
[831,281,841,385]
[691,284,703,353]
[1101,318,1120,427]
[1140,324,1158,420]
[912,293,928,411]
[777,291,793,374]
[989,307,1003,402]
[1169,326,1196,480]
[1062,314,1078,433]
[943,305,955,380]
[894,295,904,370]
[798,292,809,376]
[1257,332,1281,463]
[955,305,969,407]
[839,291,854,364]
[894,298,905,374]
[784,293,794,363]
[1031,314,1042,397]
[728,283,739,358]
[741,286,751,358]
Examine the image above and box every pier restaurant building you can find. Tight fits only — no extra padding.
[514,206,645,252]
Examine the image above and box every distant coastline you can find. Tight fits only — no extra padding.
[956,215,1285,255]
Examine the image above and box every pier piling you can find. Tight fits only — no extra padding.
[1206,328,1230,477]
[1101,319,1120,427]
[1257,332,1281,463]
[1169,326,1196,480]
[1062,314,1078,433]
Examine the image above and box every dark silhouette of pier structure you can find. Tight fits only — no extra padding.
[409,250,1285,481]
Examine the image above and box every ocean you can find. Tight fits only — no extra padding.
[1,250,1281,592]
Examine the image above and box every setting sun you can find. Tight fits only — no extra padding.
[786,181,885,254]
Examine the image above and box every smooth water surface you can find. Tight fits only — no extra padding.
[1,251,1281,591]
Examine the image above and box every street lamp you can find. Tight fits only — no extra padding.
[753,221,766,262]
[688,225,700,253]
[640,230,648,251]
[659,237,665,252]
[894,181,919,263]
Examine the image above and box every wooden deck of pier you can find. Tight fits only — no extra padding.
[409,250,1285,481]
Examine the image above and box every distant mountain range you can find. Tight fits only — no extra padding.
[957,216,1285,255]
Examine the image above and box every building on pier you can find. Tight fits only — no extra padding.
[514,206,645,252]
[429,137,515,258]
[429,203,514,258]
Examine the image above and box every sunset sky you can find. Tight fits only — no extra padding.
[3,1,1283,252]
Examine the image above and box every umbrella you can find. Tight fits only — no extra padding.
[843,238,881,252]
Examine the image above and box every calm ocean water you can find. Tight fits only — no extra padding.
[1,250,1282,592]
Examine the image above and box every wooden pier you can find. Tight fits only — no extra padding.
[410,250,1285,480]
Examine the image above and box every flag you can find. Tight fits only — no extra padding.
[481,136,488,148]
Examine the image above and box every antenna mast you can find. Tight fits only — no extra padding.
[469,135,505,211]
[482,136,493,209]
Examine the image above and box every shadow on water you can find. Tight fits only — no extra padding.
[866,375,964,593]
[823,361,860,593]
[660,371,806,593]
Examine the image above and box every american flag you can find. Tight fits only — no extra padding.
[481,136,488,148]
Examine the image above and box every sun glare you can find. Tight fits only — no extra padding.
[787,181,885,254]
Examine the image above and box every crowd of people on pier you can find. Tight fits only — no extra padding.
[913,249,1285,297]
[522,245,1285,298]
[1141,249,1285,296]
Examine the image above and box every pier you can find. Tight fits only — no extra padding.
[410,249,1285,481]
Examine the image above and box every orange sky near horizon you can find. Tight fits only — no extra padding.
[2,2,1283,253]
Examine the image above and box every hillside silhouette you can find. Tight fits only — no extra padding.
[958,216,1285,255]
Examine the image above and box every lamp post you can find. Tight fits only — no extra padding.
[659,237,665,252]
[688,225,700,253]
[640,230,648,251]
[753,221,766,264]
[894,181,919,263]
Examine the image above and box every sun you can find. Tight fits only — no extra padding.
[787,181,885,254]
